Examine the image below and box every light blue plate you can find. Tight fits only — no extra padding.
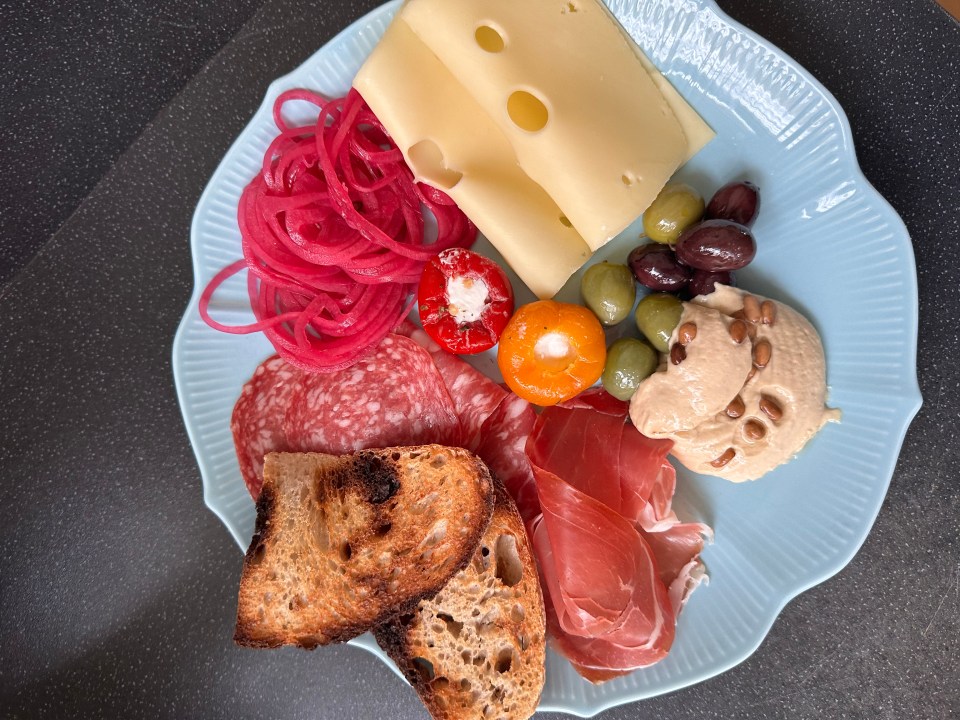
[173,0,922,715]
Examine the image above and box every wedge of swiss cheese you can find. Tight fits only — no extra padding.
[353,0,713,299]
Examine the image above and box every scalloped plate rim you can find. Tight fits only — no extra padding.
[172,0,922,714]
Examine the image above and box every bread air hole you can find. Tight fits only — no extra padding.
[338,541,352,562]
[287,594,307,612]
[494,535,523,587]
[437,613,464,639]
[495,648,513,674]
[412,657,435,681]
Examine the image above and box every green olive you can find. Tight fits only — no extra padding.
[642,183,705,244]
[580,262,637,326]
[634,293,683,352]
[602,338,658,400]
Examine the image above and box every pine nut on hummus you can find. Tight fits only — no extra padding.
[629,285,841,481]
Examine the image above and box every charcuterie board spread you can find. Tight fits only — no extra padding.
[175,0,920,716]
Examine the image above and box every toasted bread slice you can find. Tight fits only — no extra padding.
[375,481,546,720]
[235,446,495,648]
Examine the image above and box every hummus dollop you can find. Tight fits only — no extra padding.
[629,285,840,482]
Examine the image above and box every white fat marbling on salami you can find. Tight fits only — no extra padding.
[398,325,507,449]
[475,393,539,527]
[230,355,304,499]
[282,334,461,455]
[232,329,536,520]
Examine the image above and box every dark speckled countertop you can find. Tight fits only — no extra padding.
[1,1,958,718]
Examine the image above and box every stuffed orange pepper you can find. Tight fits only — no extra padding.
[497,300,606,406]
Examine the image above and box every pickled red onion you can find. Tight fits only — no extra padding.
[199,89,476,373]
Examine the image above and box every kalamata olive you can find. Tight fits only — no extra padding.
[688,269,734,297]
[642,183,705,244]
[675,219,756,272]
[602,338,658,400]
[634,293,683,353]
[628,244,691,292]
[580,262,637,326]
[706,181,760,226]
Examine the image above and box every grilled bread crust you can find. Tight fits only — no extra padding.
[235,446,495,649]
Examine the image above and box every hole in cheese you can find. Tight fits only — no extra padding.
[407,139,463,190]
[507,90,549,133]
[559,215,572,227]
[621,173,634,186]
[475,25,504,53]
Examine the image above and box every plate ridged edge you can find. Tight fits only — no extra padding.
[171,0,922,715]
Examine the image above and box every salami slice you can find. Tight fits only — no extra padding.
[474,393,539,527]
[283,333,462,454]
[396,324,507,449]
[231,355,304,499]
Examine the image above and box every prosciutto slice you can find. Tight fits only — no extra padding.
[532,468,674,658]
[525,393,711,680]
